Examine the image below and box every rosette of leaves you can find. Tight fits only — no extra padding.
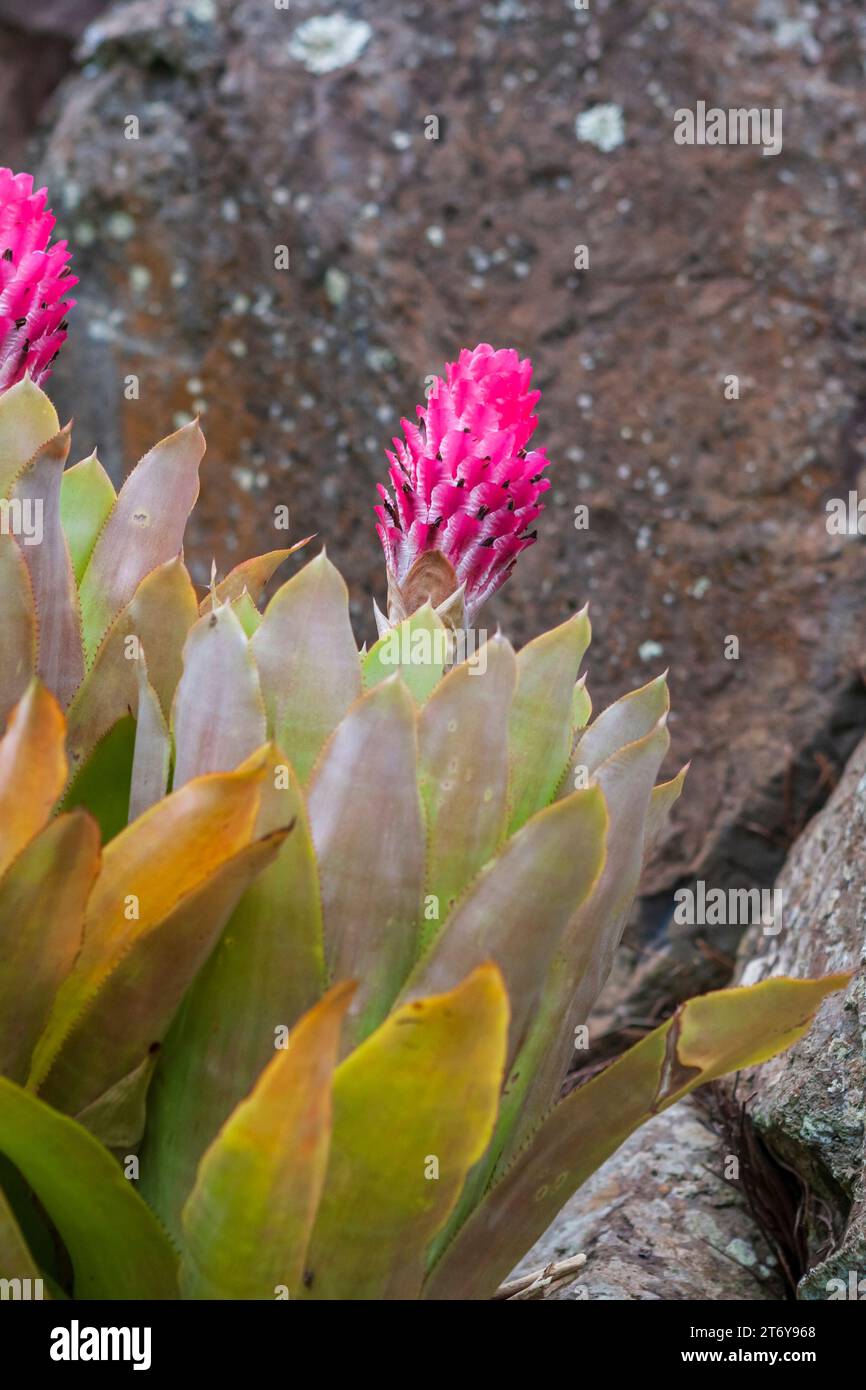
[0,378,847,1299]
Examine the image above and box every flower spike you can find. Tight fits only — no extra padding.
[375,344,551,627]
[0,168,77,393]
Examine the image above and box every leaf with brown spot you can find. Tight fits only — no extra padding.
[78,419,205,659]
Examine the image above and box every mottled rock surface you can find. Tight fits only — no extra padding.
[12,0,866,988]
[0,2,109,167]
[734,733,866,1300]
[510,1097,785,1300]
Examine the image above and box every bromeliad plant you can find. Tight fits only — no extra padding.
[0,172,849,1301]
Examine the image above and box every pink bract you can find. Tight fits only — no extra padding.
[375,344,551,624]
[0,168,77,394]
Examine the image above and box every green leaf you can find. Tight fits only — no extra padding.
[0,376,59,497]
[299,964,509,1300]
[180,982,354,1299]
[0,1151,64,1289]
[10,424,84,708]
[59,451,116,584]
[0,812,99,1083]
[307,678,424,1045]
[139,749,325,1238]
[572,674,591,734]
[0,1181,45,1291]
[172,603,266,787]
[250,551,362,783]
[63,715,136,844]
[0,535,36,727]
[0,1076,178,1299]
[78,420,205,660]
[508,609,591,833]
[362,603,446,705]
[231,590,262,637]
[424,973,850,1300]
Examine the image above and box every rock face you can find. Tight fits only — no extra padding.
[510,1096,786,1300]
[734,732,866,1300]
[20,0,866,962]
[0,2,109,167]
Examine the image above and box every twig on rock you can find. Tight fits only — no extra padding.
[493,1254,587,1301]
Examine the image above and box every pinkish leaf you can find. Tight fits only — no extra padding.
[417,633,516,935]
[10,423,84,707]
[251,551,362,783]
[172,603,266,788]
[400,783,608,1066]
[645,763,689,857]
[307,678,424,1044]
[571,671,669,778]
[198,537,315,615]
[66,557,197,778]
[128,658,170,822]
[78,419,205,659]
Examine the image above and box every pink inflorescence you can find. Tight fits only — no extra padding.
[0,168,77,394]
[375,344,551,622]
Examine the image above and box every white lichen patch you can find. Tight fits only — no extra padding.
[575,103,626,153]
[639,639,664,663]
[106,211,135,241]
[288,14,373,75]
[324,267,350,307]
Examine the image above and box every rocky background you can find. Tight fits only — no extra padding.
[3,0,865,1298]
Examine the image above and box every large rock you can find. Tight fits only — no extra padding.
[509,1097,786,1300]
[25,0,866,942]
[0,2,109,167]
[734,733,866,1300]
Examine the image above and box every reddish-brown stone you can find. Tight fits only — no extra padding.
[13,0,866,963]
